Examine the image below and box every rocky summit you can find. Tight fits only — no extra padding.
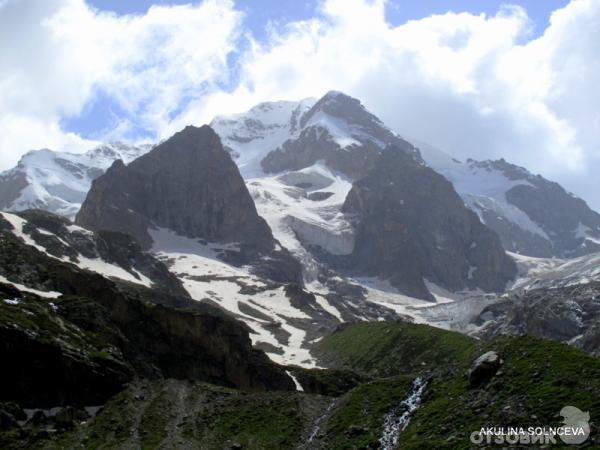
[77,125,273,252]
[261,91,420,180]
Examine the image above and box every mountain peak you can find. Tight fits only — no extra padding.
[322,90,350,100]
[177,124,216,140]
[467,158,533,181]
[76,124,275,251]
[107,159,126,172]
[182,123,212,133]
[18,148,55,164]
[300,91,366,128]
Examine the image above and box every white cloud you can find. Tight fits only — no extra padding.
[0,0,241,165]
[181,0,600,209]
[0,0,599,209]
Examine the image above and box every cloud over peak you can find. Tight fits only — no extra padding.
[0,0,598,208]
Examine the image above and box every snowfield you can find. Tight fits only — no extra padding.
[509,251,600,291]
[150,227,319,366]
[0,143,151,218]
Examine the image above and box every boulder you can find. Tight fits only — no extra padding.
[468,351,502,387]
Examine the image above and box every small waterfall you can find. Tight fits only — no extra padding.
[379,377,427,450]
[308,399,336,442]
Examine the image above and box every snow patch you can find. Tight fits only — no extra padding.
[3,298,21,305]
[286,370,304,392]
[0,275,61,298]
[149,226,318,367]
[1,212,153,287]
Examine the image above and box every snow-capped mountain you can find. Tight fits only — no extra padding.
[211,98,316,178]
[2,90,600,366]
[212,91,420,181]
[214,91,516,301]
[418,141,600,258]
[0,142,152,218]
[212,92,423,288]
[214,92,600,260]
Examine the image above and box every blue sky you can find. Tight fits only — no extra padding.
[89,1,569,36]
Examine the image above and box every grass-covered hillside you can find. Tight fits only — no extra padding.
[315,321,600,449]
[3,315,598,449]
[315,321,477,378]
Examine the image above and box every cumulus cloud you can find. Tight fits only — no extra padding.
[187,0,600,208]
[0,0,599,208]
[0,0,241,165]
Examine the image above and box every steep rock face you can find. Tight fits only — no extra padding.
[505,174,600,257]
[261,91,421,180]
[342,147,517,300]
[77,125,272,251]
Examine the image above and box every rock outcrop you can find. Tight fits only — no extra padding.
[473,281,600,357]
[13,209,187,296]
[0,225,295,408]
[342,147,517,300]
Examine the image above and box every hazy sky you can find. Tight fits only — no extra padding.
[1,0,599,209]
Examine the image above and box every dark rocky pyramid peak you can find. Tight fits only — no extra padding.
[76,125,273,251]
[107,158,126,171]
[300,90,381,129]
[76,125,302,283]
